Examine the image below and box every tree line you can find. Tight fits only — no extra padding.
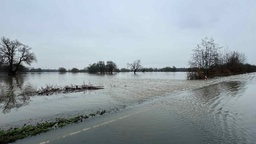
[1,36,255,77]
[16,58,188,74]
[0,37,187,75]
[56,61,187,74]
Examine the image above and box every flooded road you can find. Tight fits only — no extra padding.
[1,72,256,143]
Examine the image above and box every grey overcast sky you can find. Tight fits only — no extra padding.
[1,0,256,69]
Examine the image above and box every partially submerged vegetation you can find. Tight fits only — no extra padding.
[21,84,103,96]
[87,61,118,74]
[127,59,142,74]
[187,37,256,80]
[0,110,107,144]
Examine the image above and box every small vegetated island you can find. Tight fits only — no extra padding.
[187,37,256,80]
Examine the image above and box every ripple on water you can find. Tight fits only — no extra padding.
[170,74,256,144]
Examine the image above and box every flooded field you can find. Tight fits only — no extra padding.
[1,72,256,143]
[0,72,189,128]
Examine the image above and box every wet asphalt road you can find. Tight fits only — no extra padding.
[14,101,205,144]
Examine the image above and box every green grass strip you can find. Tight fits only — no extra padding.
[0,110,106,144]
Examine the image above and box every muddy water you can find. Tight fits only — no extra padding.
[1,72,256,143]
[152,76,256,144]
[0,72,189,127]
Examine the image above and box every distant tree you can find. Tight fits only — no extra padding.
[221,51,246,74]
[87,63,99,73]
[87,61,118,74]
[160,66,177,72]
[106,61,117,74]
[127,59,142,74]
[87,61,105,74]
[71,68,79,73]
[29,68,42,72]
[188,37,221,79]
[80,68,87,72]
[0,37,36,75]
[96,61,105,74]
[58,67,67,73]
[172,66,177,72]
[141,67,154,72]
[120,68,130,72]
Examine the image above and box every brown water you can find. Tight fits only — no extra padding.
[1,72,256,143]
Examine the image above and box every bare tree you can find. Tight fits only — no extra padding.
[128,59,142,74]
[0,37,36,75]
[189,37,221,78]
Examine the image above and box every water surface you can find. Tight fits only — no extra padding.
[1,72,256,143]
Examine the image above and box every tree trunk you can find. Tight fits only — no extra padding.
[8,70,16,76]
[8,64,16,76]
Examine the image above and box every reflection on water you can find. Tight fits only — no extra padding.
[193,81,245,104]
[192,81,248,143]
[0,72,187,114]
[0,75,34,113]
[157,76,255,144]
[0,72,191,129]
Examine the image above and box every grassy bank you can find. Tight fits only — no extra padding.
[0,110,106,144]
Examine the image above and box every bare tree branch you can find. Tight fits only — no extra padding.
[127,59,142,74]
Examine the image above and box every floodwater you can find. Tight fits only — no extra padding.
[1,72,256,143]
